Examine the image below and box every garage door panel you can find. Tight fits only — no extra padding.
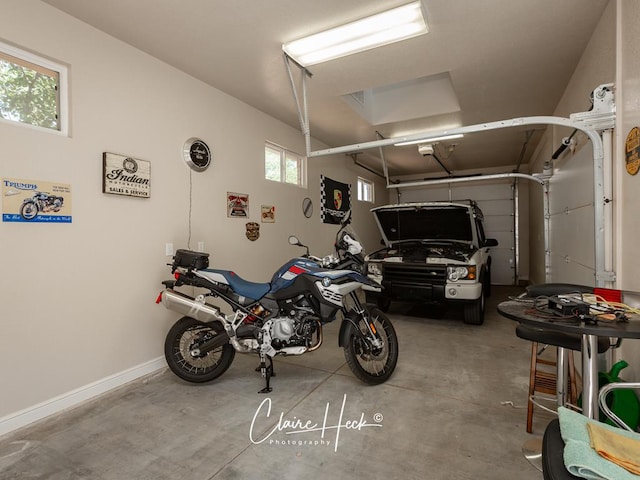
[483,215,513,232]
[489,248,515,285]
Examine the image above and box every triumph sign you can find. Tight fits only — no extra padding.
[2,177,72,223]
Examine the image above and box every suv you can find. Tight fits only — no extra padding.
[365,201,498,325]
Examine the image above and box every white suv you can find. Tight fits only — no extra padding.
[365,201,498,325]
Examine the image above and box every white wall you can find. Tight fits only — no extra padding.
[528,0,616,286]
[615,0,640,380]
[0,0,388,432]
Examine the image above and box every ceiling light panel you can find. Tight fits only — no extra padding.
[283,2,428,66]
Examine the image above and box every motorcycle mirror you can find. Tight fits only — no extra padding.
[288,235,301,246]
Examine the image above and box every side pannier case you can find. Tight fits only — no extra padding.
[172,249,209,271]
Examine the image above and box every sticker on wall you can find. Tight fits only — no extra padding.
[261,205,275,223]
[2,177,72,223]
[625,127,640,175]
[246,222,260,241]
[227,192,249,217]
[103,152,151,197]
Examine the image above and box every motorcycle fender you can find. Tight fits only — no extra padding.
[338,312,359,348]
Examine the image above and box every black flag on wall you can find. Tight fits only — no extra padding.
[320,175,351,224]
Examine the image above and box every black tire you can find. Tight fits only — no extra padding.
[463,289,485,325]
[377,296,391,312]
[343,306,398,385]
[484,266,492,298]
[20,201,38,220]
[164,316,235,383]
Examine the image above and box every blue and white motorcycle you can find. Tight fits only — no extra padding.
[156,211,398,393]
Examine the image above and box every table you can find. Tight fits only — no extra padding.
[498,299,640,420]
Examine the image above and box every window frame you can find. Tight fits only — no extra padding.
[357,176,374,203]
[0,41,69,136]
[264,141,306,188]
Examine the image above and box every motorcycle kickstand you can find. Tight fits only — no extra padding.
[257,355,275,394]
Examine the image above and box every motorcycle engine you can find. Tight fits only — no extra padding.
[269,315,317,350]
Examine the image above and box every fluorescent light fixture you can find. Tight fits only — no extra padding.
[395,133,464,146]
[283,2,428,67]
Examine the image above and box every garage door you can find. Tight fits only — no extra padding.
[395,181,515,285]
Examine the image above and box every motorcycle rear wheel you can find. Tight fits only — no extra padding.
[343,306,398,385]
[164,316,235,383]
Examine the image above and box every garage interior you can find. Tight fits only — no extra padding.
[2,1,640,479]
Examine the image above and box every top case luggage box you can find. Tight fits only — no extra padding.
[173,249,209,270]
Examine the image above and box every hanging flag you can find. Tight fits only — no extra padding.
[320,175,351,224]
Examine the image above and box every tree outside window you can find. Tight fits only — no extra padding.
[0,43,66,133]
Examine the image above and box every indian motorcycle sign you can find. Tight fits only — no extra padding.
[102,152,151,198]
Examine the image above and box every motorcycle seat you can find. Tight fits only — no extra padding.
[199,269,270,301]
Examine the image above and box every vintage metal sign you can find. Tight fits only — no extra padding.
[625,127,640,176]
[2,177,72,223]
[103,152,151,197]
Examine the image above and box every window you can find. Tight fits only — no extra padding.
[357,177,374,202]
[265,142,306,187]
[0,41,68,135]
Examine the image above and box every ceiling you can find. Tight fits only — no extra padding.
[42,0,609,178]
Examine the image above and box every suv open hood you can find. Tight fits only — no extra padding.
[371,202,475,247]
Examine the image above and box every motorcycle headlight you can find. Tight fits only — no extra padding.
[367,262,382,276]
[447,265,476,282]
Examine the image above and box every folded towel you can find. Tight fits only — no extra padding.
[557,407,640,480]
[587,421,640,475]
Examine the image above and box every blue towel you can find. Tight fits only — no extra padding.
[557,406,640,480]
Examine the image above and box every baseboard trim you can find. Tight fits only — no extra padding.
[0,356,166,437]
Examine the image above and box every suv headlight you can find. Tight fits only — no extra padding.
[447,265,476,282]
[367,262,382,276]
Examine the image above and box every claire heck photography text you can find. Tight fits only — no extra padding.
[249,394,384,452]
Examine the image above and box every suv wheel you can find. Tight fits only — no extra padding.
[377,296,391,312]
[463,288,485,325]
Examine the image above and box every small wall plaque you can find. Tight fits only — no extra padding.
[103,152,150,198]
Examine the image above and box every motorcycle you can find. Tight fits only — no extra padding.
[156,211,398,393]
[20,191,64,220]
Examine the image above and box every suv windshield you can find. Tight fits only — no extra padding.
[376,206,473,243]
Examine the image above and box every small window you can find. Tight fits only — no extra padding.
[265,142,306,187]
[357,177,374,202]
[0,41,68,135]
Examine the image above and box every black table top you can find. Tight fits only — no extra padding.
[497,299,640,339]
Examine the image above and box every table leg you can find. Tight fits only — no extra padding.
[581,334,599,419]
[556,347,569,408]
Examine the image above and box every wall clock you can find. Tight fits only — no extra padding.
[183,138,211,172]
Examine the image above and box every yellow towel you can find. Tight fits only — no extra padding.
[587,421,640,475]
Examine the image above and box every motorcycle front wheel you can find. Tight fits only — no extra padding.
[343,306,398,385]
[164,316,235,383]
[20,201,38,220]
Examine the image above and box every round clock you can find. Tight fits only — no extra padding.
[183,138,212,172]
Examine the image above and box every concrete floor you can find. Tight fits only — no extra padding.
[0,286,554,480]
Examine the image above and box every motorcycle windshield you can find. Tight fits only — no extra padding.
[337,224,364,256]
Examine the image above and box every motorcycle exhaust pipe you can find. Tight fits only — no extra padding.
[159,289,225,323]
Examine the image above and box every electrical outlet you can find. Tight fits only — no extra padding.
[165,243,174,256]
[197,241,205,252]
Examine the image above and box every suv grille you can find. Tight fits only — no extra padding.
[383,263,447,285]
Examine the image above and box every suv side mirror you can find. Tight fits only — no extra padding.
[482,238,498,247]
